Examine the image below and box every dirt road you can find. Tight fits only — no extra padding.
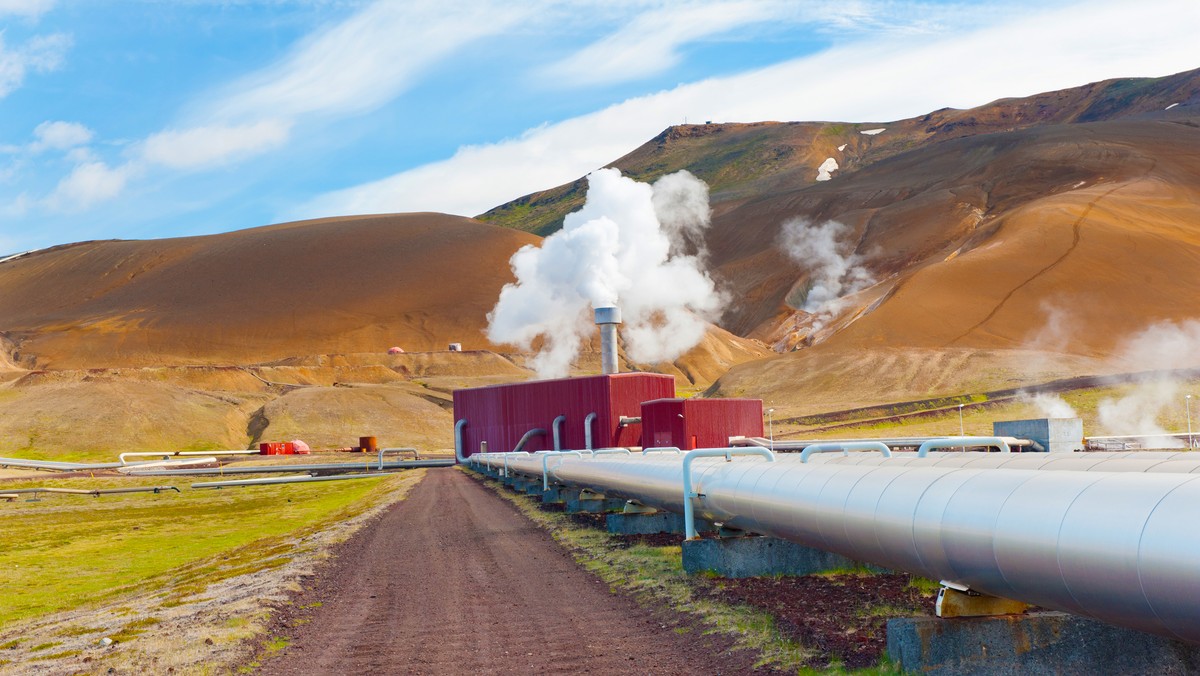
[256,468,758,674]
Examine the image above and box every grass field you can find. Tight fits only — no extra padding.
[0,474,392,628]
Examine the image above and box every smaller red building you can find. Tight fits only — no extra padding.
[640,398,764,450]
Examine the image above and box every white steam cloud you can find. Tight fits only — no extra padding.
[487,168,723,378]
[777,218,873,331]
[1094,320,1200,446]
[1025,392,1078,418]
[650,170,711,260]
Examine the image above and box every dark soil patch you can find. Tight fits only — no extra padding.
[707,572,935,670]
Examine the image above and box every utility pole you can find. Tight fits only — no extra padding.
[767,408,775,451]
[1187,395,1193,450]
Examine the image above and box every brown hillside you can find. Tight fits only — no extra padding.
[479,68,1200,235]
[482,68,1200,407]
[0,213,540,369]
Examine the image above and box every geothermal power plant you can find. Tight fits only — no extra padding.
[452,308,1200,671]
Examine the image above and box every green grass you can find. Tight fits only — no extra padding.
[108,617,160,643]
[0,474,393,628]
[34,649,82,661]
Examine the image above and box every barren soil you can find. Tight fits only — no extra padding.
[254,468,764,674]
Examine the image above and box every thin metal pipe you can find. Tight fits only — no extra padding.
[541,451,584,491]
[118,450,257,465]
[918,436,1010,456]
[643,447,682,455]
[2,486,180,497]
[378,447,419,470]
[503,451,530,478]
[0,457,159,471]
[552,415,567,451]
[800,442,891,463]
[592,448,632,457]
[795,450,1200,474]
[584,412,597,450]
[123,459,453,476]
[512,428,546,453]
[731,436,1037,451]
[116,457,219,471]
[454,419,469,463]
[192,474,384,489]
[681,448,775,539]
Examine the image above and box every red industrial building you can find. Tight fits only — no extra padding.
[452,373,763,459]
[640,397,763,450]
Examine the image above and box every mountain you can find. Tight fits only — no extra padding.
[0,213,539,369]
[4,68,1200,458]
[480,68,1200,411]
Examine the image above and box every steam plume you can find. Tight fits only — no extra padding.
[1095,320,1200,446]
[487,168,722,378]
[777,218,873,330]
[1025,392,1078,418]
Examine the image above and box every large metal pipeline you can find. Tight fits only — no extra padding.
[490,451,1200,644]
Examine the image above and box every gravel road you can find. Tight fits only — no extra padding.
[256,468,760,674]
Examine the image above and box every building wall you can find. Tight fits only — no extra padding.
[642,398,764,450]
[994,418,1085,453]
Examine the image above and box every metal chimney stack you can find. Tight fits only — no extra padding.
[594,306,622,375]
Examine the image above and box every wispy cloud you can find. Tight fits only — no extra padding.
[47,160,132,211]
[38,0,539,210]
[0,0,55,19]
[0,32,70,98]
[542,1,791,86]
[139,120,292,170]
[294,0,1200,220]
[211,0,535,122]
[30,120,93,152]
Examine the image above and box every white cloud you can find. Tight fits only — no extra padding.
[47,161,133,211]
[211,0,536,121]
[0,32,70,98]
[31,0,537,212]
[293,0,1200,220]
[0,0,54,18]
[542,1,790,86]
[31,120,93,152]
[139,120,292,170]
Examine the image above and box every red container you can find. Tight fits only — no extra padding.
[259,442,296,455]
[452,373,676,461]
[640,398,764,450]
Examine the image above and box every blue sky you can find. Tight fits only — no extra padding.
[1,0,1197,254]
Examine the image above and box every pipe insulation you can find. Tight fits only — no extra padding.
[493,452,1200,644]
